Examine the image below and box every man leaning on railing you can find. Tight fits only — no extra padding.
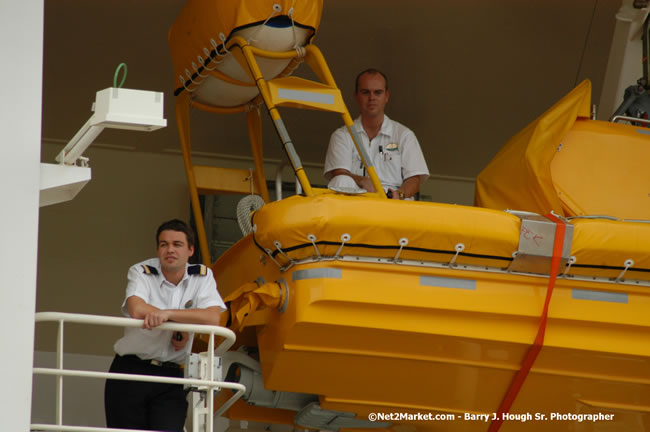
[104,219,227,431]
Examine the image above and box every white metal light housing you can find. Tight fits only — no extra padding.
[41,87,167,207]
[55,87,167,165]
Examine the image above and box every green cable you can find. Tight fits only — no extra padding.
[113,63,127,88]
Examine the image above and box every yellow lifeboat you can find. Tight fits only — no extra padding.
[168,2,650,431]
[169,0,322,108]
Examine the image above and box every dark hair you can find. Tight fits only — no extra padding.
[354,68,389,93]
[156,219,196,248]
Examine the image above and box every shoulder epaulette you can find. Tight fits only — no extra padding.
[141,265,159,275]
[188,264,208,276]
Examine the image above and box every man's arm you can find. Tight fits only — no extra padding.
[325,168,376,192]
[324,126,363,184]
[397,129,429,197]
[127,296,222,329]
[388,175,424,199]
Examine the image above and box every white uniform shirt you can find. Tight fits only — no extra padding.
[324,115,430,192]
[113,258,227,363]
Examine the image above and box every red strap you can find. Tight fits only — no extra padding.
[488,213,566,432]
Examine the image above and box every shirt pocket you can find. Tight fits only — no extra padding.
[379,148,402,183]
[352,151,364,176]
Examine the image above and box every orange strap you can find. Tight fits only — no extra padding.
[488,213,566,432]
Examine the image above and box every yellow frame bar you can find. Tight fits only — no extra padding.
[175,92,212,265]
[229,37,314,196]
[225,36,386,198]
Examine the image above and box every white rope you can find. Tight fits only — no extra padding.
[274,240,295,265]
[449,243,465,267]
[192,61,207,79]
[307,234,321,258]
[264,248,283,268]
[562,256,576,276]
[209,39,225,61]
[393,238,408,262]
[288,6,299,49]
[193,39,226,81]
[615,259,635,282]
[179,75,196,93]
[219,32,230,54]
[249,4,282,44]
[206,47,223,66]
[506,251,518,273]
[183,68,202,90]
[236,195,264,236]
[335,234,351,258]
[295,46,306,58]
[198,54,217,72]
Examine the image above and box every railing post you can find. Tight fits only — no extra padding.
[207,333,215,432]
[56,319,64,426]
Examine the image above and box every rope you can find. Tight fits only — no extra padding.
[219,33,230,54]
[288,6,298,49]
[249,4,282,44]
[236,195,265,236]
[192,61,207,79]
[113,63,127,88]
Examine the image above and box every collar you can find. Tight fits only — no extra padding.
[354,114,393,138]
[149,258,190,287]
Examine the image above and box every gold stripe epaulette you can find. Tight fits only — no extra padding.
[188,264,207,276]
[141,265,159,275]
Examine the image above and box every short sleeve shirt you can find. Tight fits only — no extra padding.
[113,258,226,363]
[324,115,430,191]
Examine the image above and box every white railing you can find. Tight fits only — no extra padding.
[32,312,246,432]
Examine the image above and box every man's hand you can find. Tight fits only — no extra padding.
[325,169,375,193]
[171,332,189,351]
[357,176,376,192]
[127,296,222,329]
[142,310,172,329]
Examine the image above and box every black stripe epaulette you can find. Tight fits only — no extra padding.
[141,265,159,275]
[188,264,208,276]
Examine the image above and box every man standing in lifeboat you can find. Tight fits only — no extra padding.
[324,68,429,199]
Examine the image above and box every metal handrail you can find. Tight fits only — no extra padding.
[274,159,302,201]
[32,312,245,432]
[610,114,650,125]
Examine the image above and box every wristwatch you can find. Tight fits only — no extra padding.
[398,190,405,200]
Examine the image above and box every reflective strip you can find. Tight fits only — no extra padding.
[292,268,342,281]
[274,118,291,143]
[420,276,476,290]
[572,289,628,304]
[636,128,650,136]
[278,88,334,105]
[274,119,302,169]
